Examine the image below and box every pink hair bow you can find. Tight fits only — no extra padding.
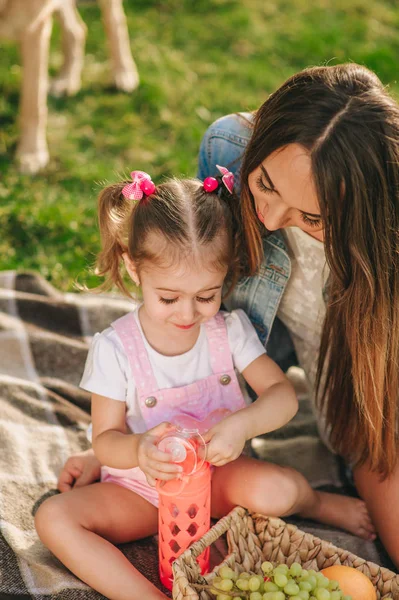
[122,171,156,201]
[216,164,234,194]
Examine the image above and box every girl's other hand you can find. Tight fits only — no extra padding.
[57,448,101,493]
[203,417,246,466]
[137,421,183,487]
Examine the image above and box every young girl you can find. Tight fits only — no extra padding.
[35,169,375,600]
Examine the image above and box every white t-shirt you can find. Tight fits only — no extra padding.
[80,308,266,434]
[277,226,331,447]
[278,226,329,391]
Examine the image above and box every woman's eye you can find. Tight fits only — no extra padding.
[159,297,178,304]
[301,213,322,228]
[256,175,274,193]
[196,295,216,303]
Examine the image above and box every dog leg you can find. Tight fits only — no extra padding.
[98,0,139,92]
[16,13,52,173]
[50,0,87,96]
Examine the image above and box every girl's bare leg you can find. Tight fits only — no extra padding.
[354,460,399,569]
[211,456,376,540]
[35,482,167,600]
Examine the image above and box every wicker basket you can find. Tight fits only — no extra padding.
[172,506,399,600]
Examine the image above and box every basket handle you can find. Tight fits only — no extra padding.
[180,506,247,561]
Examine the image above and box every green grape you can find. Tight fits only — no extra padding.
[212,577,223,590]
[254,574,265,592]
[216,595,231,600]
[219,566,235,580]
[272,593,286,600]
[264,581,279,592]
[289,597,302,600]
[249,577,261,591]
[315,575,330,589]
[249,592,263,600]
[307,576,317,591]
[240,572,251,579]
[236,578,250,591]
[219,579,233,592]
[308,570,318,578]
[342,597,352,600]
[290,562,303,578]
[300,570,309,580]
[299,581,313,592]
[261,561,274,575]
[274,572,288,588]
[298,591,310,600]
[328,580,339,591]
[330,592,342,600]
[275,564,289,573]
[262,593,274,600]
[284,581,300,596]
[314,589,331,600]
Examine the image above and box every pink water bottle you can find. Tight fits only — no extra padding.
[156,426,211,590]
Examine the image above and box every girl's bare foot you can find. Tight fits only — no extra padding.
[300,492,377,540]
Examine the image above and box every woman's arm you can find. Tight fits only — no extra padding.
[91,393,142,469]
[354,459,399,569]
[57,448,101,492]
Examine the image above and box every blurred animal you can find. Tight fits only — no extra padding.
[0,0,139,173]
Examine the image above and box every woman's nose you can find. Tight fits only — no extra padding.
[261,201,288,231]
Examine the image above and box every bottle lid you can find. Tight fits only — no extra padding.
[157,429,205,476]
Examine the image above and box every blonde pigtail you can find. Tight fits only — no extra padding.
[95,181,137,297]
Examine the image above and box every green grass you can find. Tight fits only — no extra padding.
[1,0,399,290]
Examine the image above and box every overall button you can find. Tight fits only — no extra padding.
[219,374,231,386]
[145,396,157,408]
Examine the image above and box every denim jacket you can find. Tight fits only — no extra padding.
[197,113,296,368]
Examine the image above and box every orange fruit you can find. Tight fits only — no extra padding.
[321,565,376,600]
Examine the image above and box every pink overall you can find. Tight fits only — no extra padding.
[101,311,247,507]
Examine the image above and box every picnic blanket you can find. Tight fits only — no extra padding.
[0,270,395,600]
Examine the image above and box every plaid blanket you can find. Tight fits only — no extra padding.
[0,271,394,600]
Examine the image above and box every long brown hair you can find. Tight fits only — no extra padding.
[95,177,241,298]
[241,63,399,477]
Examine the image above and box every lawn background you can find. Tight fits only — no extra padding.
[1,0,399,290]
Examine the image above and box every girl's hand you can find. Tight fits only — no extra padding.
[203,417,246,467]
[57,448,101,493]
[137,422,183,487]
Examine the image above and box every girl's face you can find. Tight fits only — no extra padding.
[126,252,227,338]
[248,143,324,241]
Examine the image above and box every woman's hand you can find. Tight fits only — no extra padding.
[57,448,101,493]
[137,422,183,487]
[203,416,246,467]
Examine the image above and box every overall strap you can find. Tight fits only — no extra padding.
[204,312,234,374]
[111,312,158,397]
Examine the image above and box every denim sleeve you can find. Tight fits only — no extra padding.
[198,113,297,373]
[197,113,254,193]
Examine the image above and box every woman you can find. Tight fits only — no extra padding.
[60,63,399,567]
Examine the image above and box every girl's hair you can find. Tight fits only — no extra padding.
[95,177,241,298]
[241,63,399,478]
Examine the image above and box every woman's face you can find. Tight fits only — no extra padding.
[248,143,324,241]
